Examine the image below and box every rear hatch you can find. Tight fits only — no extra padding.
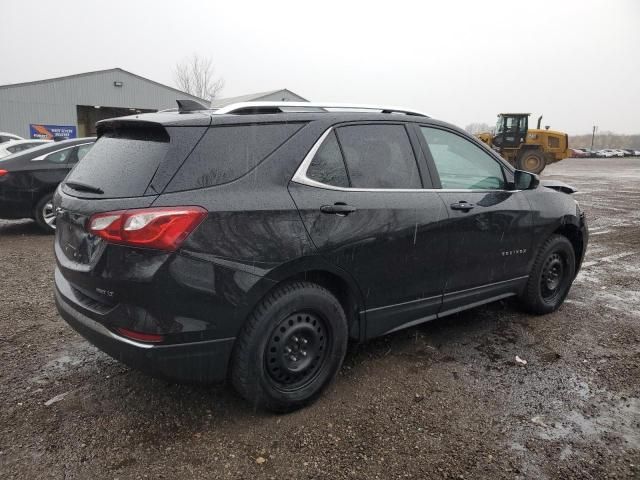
[55,113,305,317]
[55,115,210,303]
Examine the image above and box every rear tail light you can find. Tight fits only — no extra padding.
[87,206,207,251]
[0,169,8,177]
[115,327,164,343]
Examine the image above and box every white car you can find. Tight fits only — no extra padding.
[0,139,51,158]
[0,132,23,144]
[597,149,625,158]
[596,149,615,158]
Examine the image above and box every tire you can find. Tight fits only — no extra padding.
[230,281,348,413]
[519,234,576,314]
[516,150,546,174]
[34,193,56,233]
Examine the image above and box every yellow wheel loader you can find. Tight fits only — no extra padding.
[476,114,569,174]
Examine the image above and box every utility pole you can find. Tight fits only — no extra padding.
[591,125,598,151]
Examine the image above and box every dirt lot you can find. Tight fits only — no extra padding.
[1,157,639,479]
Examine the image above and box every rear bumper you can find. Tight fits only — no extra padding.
[55,285,235,384]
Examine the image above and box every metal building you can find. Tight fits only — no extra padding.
[0,68,206,139]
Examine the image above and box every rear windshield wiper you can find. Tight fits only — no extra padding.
[65,181,104,194]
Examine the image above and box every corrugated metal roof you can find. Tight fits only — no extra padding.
[210,89,307,107]
[0,68,208,136]
[0,68,207,102]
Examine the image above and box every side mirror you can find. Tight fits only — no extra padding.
[513,169,539,190]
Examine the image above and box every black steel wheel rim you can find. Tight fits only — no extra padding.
[265,311,330,391]
[540,252,565,300]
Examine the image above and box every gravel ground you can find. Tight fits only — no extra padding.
[1,157,639,479]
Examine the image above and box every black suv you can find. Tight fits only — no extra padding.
[53,102,587,412]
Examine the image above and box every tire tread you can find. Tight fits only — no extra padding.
[520,234,575,314]
[230,281,343,411]
[33,193,55,233]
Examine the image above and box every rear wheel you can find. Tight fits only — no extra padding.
[519,235,575,314]
[517,150,546,174]
[230,281,348,412]
[34,193,56,233]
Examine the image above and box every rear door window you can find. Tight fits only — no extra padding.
[6,144,26,154]
[45,147,75,164]
[166,123,304,192]
[69,144,93,164]
[334,124,422,189]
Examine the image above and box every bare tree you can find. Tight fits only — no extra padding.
[174,54,224,102]
[464,122,493,135]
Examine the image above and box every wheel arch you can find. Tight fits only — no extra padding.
[553,223,585,275]
[278,270,363,340]
[519,144,542,151]
[517,145,545,158]
[31,188,56,212]
[247,258,366,341]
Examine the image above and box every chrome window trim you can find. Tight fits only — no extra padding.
[291,127,521,194]
[31,142,93,162]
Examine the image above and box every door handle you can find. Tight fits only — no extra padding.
[320,203,357,216]
[450,201,475,211]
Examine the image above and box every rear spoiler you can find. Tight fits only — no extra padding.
[96,119,169,142]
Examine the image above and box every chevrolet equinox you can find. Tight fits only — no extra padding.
[53,101,588,412]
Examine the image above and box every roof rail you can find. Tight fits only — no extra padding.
[213,102,429,117]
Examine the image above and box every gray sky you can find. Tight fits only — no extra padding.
[2,0,639,134]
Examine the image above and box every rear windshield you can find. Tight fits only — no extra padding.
[165,123,304,192]
[65,136,169,198]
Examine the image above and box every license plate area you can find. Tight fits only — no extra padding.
[56,212,105,267]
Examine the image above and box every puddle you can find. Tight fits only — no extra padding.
[581,250,636,268]
[534,396,640,449]
[30,341,105,385]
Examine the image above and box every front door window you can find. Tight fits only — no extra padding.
[420,127,506,190]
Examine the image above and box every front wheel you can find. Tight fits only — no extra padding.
[519,235,576,314]
[230,282,348,412]
[516,150,546,174]
[34,193,56,233]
